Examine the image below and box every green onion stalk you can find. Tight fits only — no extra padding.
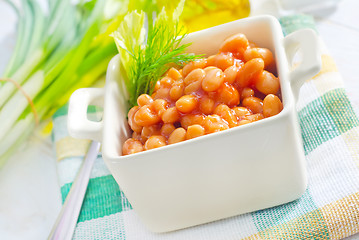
[0,0,128,167]
[0,0,206,167]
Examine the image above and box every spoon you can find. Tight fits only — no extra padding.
[48,141,101,240]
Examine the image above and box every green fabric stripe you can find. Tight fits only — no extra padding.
[298,88,359,155]
[298,96,340,155]
[52,104,100,119]
[252,189,319,231]
[61,175,132,223]
[279,14,317,35]
[53,104,69,119]
[322,88,359,134]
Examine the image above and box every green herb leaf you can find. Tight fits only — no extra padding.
[112,0,202,109]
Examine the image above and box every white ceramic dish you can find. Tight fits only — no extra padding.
[68,15,321,232]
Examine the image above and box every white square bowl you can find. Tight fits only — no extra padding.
[68,15,321,232]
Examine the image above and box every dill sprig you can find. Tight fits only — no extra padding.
[112,1,202,108]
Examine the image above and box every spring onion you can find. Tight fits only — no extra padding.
[0,0,125,166]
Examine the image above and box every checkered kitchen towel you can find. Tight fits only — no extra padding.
[52,15,359,239]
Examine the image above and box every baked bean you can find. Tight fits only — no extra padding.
[162,107,180,123]
[242,96,263,114]
[184,80,202,95]
[128,106,143,133]
[154,87,170,100]
[169,79,184,101]
[216,83,240,107]
[144,135,167,150]
[241,87,254,100]
[168,128,186,144]
[166,67,182,80]
[173,79,184,86]
[203,114,229,133]
[263,94,283,118]
[160,77,174,88]
[202,68,224,92]
[122,139,144,155]
[199,96,215,114]
[245,113,264,122]
[161,123,176,137]
[206,55,216,66]
[141,125,161,142]
[128,107,139,119]
[180,114,205,129]
[214,104,237,127]
[244,48,274,67]
[204,66,218,73]
[219,33,249,57]
[233,107,251,119]
[236,58,264,87]
[154,81,161,91]
[254,70,280,95]
[182,59,207,76]
[238,119,251,125]
[134,105,161,126]
[151,99,168,117]
[137,94,153,107]
[213,54,235,71]
[176,95,198,113]
[184,68,205,85]
[224,65,240,84]
[186,124,205,139]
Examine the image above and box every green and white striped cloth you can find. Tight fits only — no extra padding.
[52,15,359,239]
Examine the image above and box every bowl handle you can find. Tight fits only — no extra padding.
[283,28,322,100]
[67,88,104,142]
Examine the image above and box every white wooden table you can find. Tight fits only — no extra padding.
[0,0,358,239]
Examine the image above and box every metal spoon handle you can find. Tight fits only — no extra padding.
[48,141,101,240]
